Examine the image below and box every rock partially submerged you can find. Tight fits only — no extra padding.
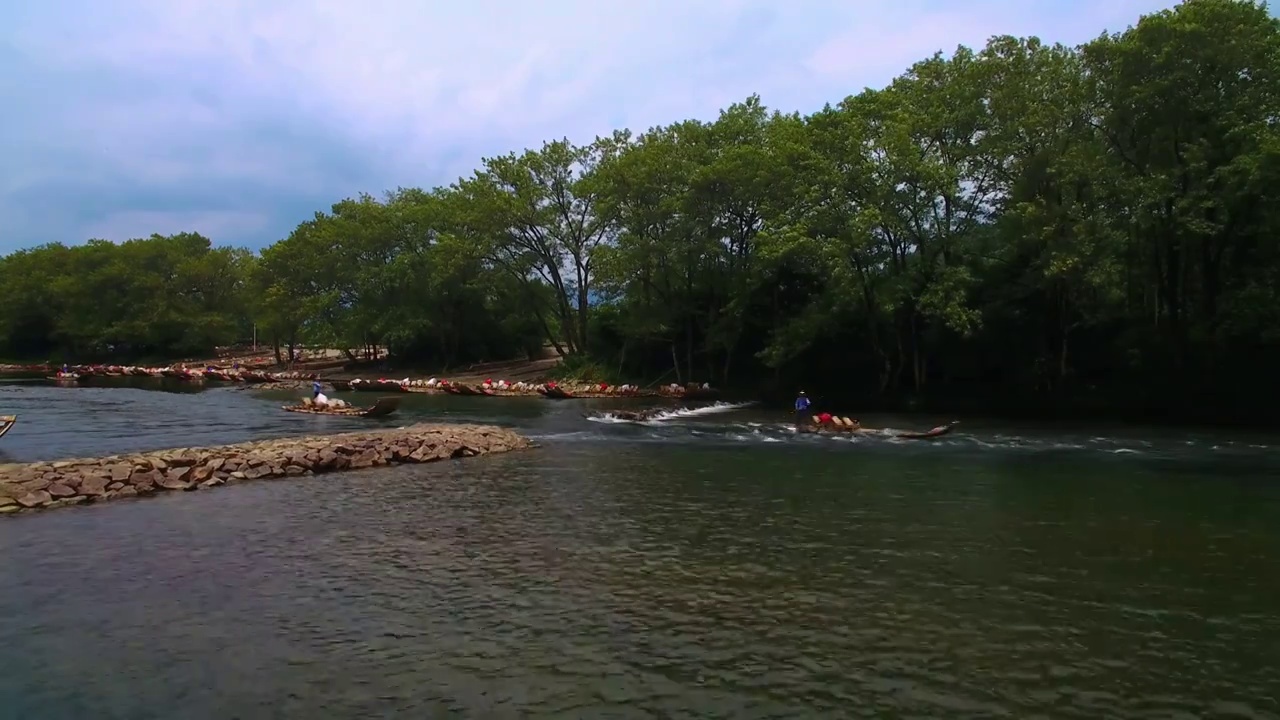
[0,424,532,516]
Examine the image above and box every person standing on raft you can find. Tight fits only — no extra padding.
[311,380,329,407]
[794,391,812,428]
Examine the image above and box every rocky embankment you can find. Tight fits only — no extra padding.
[0,424,532,516]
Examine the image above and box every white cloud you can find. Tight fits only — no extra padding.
[0,0,1182,251]
[83,210,273,245]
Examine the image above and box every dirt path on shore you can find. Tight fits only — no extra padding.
[198,346,566,383]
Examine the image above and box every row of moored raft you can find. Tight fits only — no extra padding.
[45,365,720,400]
[335,378,718,400]
[49,365,285,383]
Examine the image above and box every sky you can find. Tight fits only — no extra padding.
[1,0,1182,254]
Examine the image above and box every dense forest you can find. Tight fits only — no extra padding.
[2,0,1278,421]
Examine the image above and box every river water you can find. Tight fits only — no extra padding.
[1,380,1277,719]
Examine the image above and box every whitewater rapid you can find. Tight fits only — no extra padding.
[553,402,1278,463]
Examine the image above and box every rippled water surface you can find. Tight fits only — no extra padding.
[1,380,1279,718]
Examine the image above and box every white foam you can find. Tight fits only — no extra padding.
[647,401,755,421]
[575,413,1275,461]
[586,401,755,425]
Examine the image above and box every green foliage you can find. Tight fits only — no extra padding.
[0,234,253,361]
[546,354,613,384]
[4,0,1279,418]
[251,188,547,366]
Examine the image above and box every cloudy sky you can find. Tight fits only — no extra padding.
[2,0,1180,254]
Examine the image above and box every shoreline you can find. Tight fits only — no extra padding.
[0,348,566,385]
[0,423,533,516]
[8,360,1280,429]
[0,367,716,401]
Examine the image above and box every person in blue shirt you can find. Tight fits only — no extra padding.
[310,380,333,407]
[794,391,812,427]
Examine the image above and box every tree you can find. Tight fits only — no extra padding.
[5,0,1279,422]
[447,136,623,355]
[0,234,252,361]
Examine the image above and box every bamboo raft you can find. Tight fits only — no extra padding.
[442,383,492,396]
[348,380,410,393]
[281,396,402,418]
[802,418,959,440]
[892,421,960,439]
[800,415,862,432]
[0,414,15,439]
[660,387,720,401]
[539,386,656,400]
[307,378,717,401]
[483,388,536,397]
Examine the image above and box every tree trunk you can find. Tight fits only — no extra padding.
[892,328,906,392]
[685,318,694,384]
[1058,288,1071,384]
[908,312,925,391]
[577,283,590,355]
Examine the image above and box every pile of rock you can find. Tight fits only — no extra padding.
[0,423,532,516]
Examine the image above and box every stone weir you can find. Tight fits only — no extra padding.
[0,423,533,516]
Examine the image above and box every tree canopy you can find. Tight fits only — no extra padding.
[3,0,1277,420]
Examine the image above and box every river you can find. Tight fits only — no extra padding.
[1,380,1277,719]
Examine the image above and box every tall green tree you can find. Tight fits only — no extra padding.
[5,0,1279,421]
[447,136,624,355]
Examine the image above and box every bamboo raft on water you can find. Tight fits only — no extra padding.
[801,417,959,440]
[281,396,402,418]
[348,380,410,393]
[539,386,656,400]
[892,421,960,439]
[659,387,720,401]
[0,414,15,439]
[442,383,493,396]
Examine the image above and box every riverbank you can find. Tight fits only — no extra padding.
[0,348,722,400]
[0,423,533,515]
[0,355,567,390]
[0,346,573,384]
[10,367,717,401]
